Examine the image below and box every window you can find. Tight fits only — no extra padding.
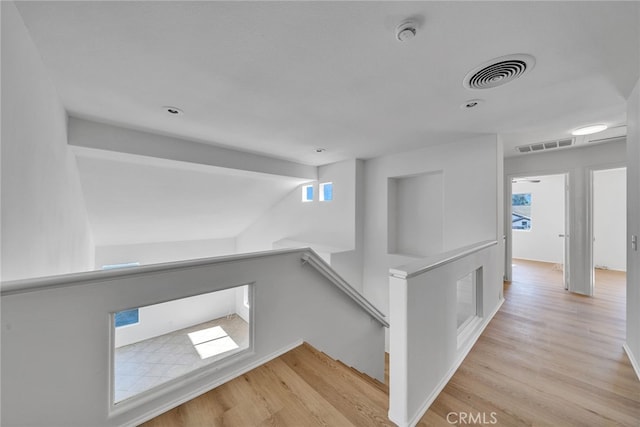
[319,182,333,201]
[512,193,532,230]
[114,308,139,328]
[302,184,314,202]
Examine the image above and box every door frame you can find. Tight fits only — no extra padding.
[587,164,627,295]
[505,170,571,288]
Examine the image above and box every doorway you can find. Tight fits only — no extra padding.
[509,174,568,288]
[590,167,627,295]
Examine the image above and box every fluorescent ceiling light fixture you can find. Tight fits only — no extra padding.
[571,124,607,136]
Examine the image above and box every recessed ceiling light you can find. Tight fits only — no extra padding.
[460,99,484,109]
[162,106,184,116]
[571,124,607,136]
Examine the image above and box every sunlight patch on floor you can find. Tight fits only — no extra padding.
[189,325,239,359]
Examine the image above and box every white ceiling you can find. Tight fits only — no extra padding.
[11,1,640,247]
[74,153,304,246]
[16,1,640,163]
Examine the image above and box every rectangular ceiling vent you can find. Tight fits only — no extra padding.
[588,135,626,145]
[516,138,574,154]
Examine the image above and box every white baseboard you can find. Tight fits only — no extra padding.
[623,343,640,381]
[126,340,304,427]
[405,298,505,427]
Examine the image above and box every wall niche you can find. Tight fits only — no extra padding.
[387,171,444,257]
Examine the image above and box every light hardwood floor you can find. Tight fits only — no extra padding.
[421,259,639,426]
[141,342,392,427]
[142,259,640,426]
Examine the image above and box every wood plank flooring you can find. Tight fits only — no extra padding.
[420,259,640,426]
[141,343,393,427]
[142,259,640,426]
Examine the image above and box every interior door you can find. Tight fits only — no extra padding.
[562,173,570,290]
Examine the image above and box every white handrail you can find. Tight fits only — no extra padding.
[389,239,497,279]
[1,247,305,296]
[2,247,389,328]
[301,252,389,328]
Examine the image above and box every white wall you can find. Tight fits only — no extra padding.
[389,242,502,426]
[115,287,239,348]
[505,140,627,295]
[594,168,626,271]
[1,249,385,426]
[330,159,366,292]
[237,159,357,253]
[1,1,94,281]
[237,158,358,276]
[0,1,3,284]
[362,135,500,318]
[512,170,626,270]
[512,175,565,264]
[626,75,640,376]
[96,238,236,268]
[388,171,444,257]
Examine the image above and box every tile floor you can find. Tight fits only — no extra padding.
[114,314,249,403]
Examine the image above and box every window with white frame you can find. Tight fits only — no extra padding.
[302,184,314,202]
[512,193,532,230]
[319,182,333,201]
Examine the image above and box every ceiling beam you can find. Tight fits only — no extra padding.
[68,117,317,180]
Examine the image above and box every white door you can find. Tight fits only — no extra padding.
[562,173,570,290]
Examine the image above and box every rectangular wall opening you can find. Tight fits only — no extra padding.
[456,267,483,335]
[112,284,251,404]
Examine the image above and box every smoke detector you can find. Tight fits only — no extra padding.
[396,22,417,42]
[463,54,535,90]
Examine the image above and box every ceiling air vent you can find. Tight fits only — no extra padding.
[463,54,536,90]
[587,136,626,145]
[516,138,574,154]
[517,146,531,153]
[558,139,573,147]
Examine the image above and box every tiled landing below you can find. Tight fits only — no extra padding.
[114,314,249,403]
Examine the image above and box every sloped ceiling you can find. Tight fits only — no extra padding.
[74,152,305,246]
[15,1,639,162]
